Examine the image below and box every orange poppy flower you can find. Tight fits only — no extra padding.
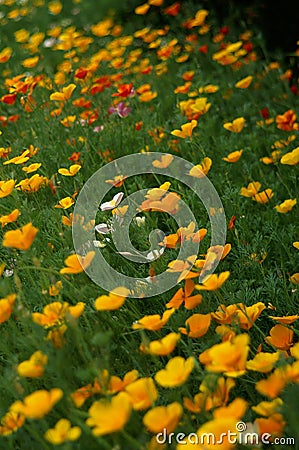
[0,209,20,227]
[234,302,266,330]
[222,150,243,162]
[189,157,212,177]
[112,83,135,98]
[191,417,241,450]
[143,402,182,434]
[94,287,130,311]
[135,3,150,15]
[166,279,203,310]
[171,120,197,139]
[17,351,48,378]
[11,389,63,419]
[255,367,288,399]
[269,315,299,325]
[0,294,16,324]
[167,255,198,283]
[0,410,25,436]
[125,378,158,410]
[32,301,85,328]
[190,97,211,116]
[86,392,132,435]
[96,369,139,395]
[240,181,261,197]
[162,223,207,249]
[212,304,238,324]
[186,377,231,414]
[0,47,12,63]
[152,154,173,168]
[290,273,299,284]
[260,150,281,165]
[132,308,175,331]
[3,222,38,250]
[235,75,253,89]
[22,163,42,173]
[280,147,299,165]
[60,251,95,274]
[200,376,236,411]
[0,179,15,198]
[213,397,248,421]
[252,398,283,418]
[195,271,230,291]
[140,332,180,356]
[276,109,298,131]
[252,188,274,204]
[105,174,127,187]
[255,415,286,439]
[246,352,280,373]
[215,324,236,342]
[179,313,211,338]
[1,93,17,105]
[265,325,293,351]
[164,2,180,16]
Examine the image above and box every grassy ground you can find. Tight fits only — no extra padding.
[0,0,298,449]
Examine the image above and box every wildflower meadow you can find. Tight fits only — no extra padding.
[0,0,298,449]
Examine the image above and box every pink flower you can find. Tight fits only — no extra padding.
[108,102,131,118]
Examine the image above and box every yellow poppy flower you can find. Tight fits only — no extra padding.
[252,188,274,204]
[3,222,38,250]
[222,150,243,162]
[223,117,245,133]
[140,332,180,356]
[280,147,299,165]
[195,271,230,291]
[45,419,81,444]
[171,120,197,139]
[0,180,15,198]
[179,313,211,338]
[3,149,30,165]
[274,198,296,213]
[50,83,76,101]
[0,294,16,324]
[17,351,48,378]
[143,402,182,434]
[125,378,158,410]
[94,287,130,311]
[199,334,249,377]
[11,388,63,419]
[155,356,194,387]
[0,209,20,227]
[55,196,75,209]
[235,75,253,89]
[246,352,280,373]
[58,164,81,176]
[135,3,150,15]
